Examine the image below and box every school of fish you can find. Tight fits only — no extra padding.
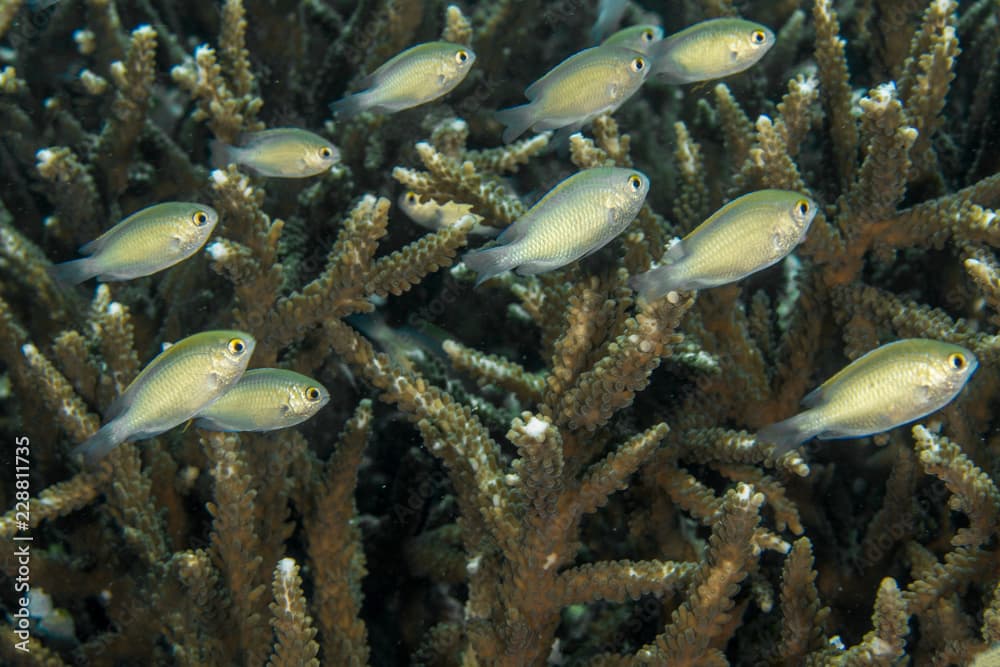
[49,12,977,464]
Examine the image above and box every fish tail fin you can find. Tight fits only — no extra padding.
[629,242,691,300]
[629,265,678,302]
[650,38,688,84]
[495,104,536,144]
[330,90,375,118]
[47,257,97,285]
[73,420,127,467]
[210,139,238,169]
[462,244,519,287]
[757,412,820,457]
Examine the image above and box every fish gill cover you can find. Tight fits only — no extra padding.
[0,0,999,665]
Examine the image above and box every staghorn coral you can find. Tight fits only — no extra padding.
[1,0,999,665]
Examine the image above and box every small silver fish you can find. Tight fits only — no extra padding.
[398,191,499,237]
[630,190,817,300]
[50,202,218,284]
[330,42,476,117]
[602,24,665,53]
[463,167,649,285]
[193,369,330,432]
[591,0,629,43]
[758,339,978,455]
[75,330,256,464]
[210,128,340,178]
[495,46,650,144]
[650,18,775,84]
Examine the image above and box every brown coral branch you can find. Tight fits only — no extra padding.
[267,558,321,667]
[443,339,545,405]
[645,484,764,665]
[305,399,371,665]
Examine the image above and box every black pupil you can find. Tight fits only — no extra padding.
[635,60,643,69]
[233,341,243,352]
[644,32,652,40]
[754,32,762,42]
[953,356,963,368]
[799,203,807,214]
[459,52,466,61]
[196,213,204,223]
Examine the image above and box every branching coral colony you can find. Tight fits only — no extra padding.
[0,0,999,665]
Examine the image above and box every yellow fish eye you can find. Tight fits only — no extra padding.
[227,338,247,355]
[948,353,967,370]
[751,30,767,45]
[795,199,810,216]
[628,174,643,190]
[193,210,209,226]
[319,146,333,159]
[456,50,469,64]
[406,191,418,204]
[642,30,654,42]
[306,386,322,401]
[631,57,645,72]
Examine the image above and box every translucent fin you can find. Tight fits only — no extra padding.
[649,37,692,85]
[800,385,826,408]
[756,412,820,457]
[463,244,520,287]
[191,416,230,432]
[210,139,237,169]
[73,419,127,467]
[329,90,376,118]
[47,258,97,285]
[495,104,537,144]
[629,266,672,301]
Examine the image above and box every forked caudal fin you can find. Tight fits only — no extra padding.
[756,411,820,457]
[48,257,98,286]
[73,419,127,467]
[462,244,520,287]
[494,104,536,144]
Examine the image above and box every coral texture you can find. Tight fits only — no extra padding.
[1,1,999,665]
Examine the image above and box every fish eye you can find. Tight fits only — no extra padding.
[406,192,417,204]
[306,387,322,401]
[227,338,246,355]
[751,30,767,45]
[642,30,654,42]
[319,146,333,159]
[631,57,645,72]
[948,353,966,370]
[628,174,642,190]
[456,50,469,64]
[795,199,810,216]
[193,210,209,226]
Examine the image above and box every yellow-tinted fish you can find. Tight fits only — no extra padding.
[75,330,255,464]
[193,369,329,432]
[398,191,498,237]
[650,18,775,84]
[330,42,476,117]
[602,25,665,53]
[49,202,218,285]
[630,190,817,301]
[495,46,650,144]
[463,167,649,285]
[758,339,978,455]
[210,128,340,178]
